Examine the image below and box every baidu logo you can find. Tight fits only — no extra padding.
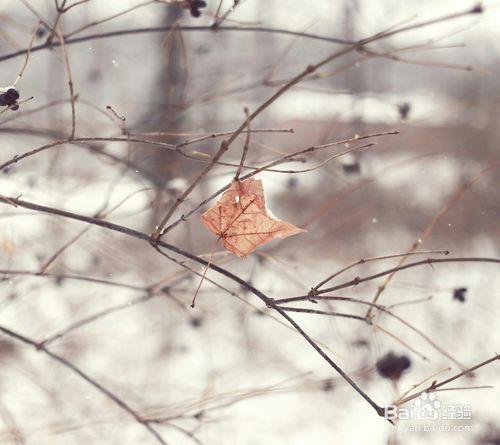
[384,392,472,422]
[414,392,441,420]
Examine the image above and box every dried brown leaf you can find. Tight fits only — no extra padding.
[201,179,305,257]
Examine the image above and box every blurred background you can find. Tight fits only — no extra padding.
[0,1,499,444]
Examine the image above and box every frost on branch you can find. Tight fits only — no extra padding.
[201,179,305,257]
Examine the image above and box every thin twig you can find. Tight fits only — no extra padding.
[312,250,450,293]
[0,26,353,64]
[152,139,231,240]
[13,24,41,86]
[276,306,369,323]
[0,269,146,292]
[45,0,67,46]
[0,134,298,177]
[55,29,76,139]
[395,354,500,406]
[213,0,243,28]
[0,325,168,444]
[396,367,451,402]
[312,257,500,295]
[234,107,251,181]
[39,187,151,273]
[60,0,93,13]
[39,294,154,347]
[65,1,157,38]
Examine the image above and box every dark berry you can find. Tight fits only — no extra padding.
[6,88,19,101]
[0,87,20,110]
[189,317,203,328]
[190,7,201,17]
[342,162,360,175]
[398,102,411,120]
[376,352,411,381]
[453,287,467,303]
[188,0,206,17]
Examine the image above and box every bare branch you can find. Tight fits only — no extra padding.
[0,325,169,444]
